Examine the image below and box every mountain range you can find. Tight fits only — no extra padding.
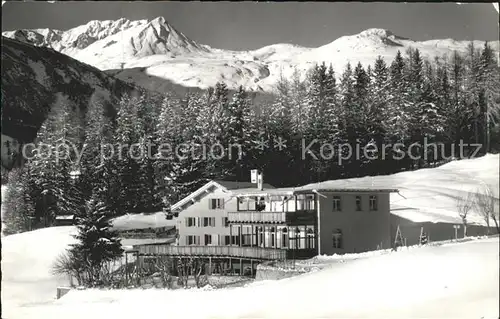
[3,17,499,93]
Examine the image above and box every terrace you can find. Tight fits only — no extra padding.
[133,244,288,260]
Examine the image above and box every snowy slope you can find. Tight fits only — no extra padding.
[4,18,499,92]
[300,154,500,224]
[5,237,499,319]
[1,226,78,315]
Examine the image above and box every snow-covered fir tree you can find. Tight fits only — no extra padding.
[2,166,36,234]
[69,192,123,286]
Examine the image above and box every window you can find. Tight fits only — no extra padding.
[369,195,378,211]
[296,194,315,211]
[230,235,240,245]
[204,234,212,245]
[209,198,224,209]
[185,217,197,227]
[282,233,288,248]
[187,235,200,245]
[355,196,362,211]
[332,229,343,249]
[242,234,252,246]
[238,197,257,211]
[224,235,231,245]
[222,217,229,227]
[203,217,216,227]
[332,196,341,211]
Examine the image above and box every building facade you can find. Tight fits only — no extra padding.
[140,176,397,261]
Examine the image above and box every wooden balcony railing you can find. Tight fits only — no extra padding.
[228,210,316,225]
[228,211,286,224]
[134,244,287,260]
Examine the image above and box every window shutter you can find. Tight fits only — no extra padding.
[220,199,225,209]
[209,199,212,210]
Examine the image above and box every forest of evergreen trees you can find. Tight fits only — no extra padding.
[3,42,499,235]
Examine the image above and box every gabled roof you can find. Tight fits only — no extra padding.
[214,180,275,190]
[171,180,275,212]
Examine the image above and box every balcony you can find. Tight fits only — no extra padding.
[134,244,287,260]
[227,210,316,225]
[228,211,286,224]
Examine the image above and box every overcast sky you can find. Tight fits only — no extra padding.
[2,2,498,50]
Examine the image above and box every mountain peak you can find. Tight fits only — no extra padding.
[150,16,166,24]
[358,28,394,38]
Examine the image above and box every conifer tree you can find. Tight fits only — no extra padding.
[2,166,36,234]
[478,42,500,153]
[69,193,123,286]
[369,56,391,172]
[114,95,143,213]
[30,99,83,226]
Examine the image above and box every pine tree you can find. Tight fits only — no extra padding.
[305,63,340,181]
[2,166,36,234]
[80,96,117,206]
[69,193,123,286]
[203,82,232,180]
[114,95,143,214]
[478,42,500,153]
[227,85,253,180]
[438,53,470,157]
[154,94,179,207]
[464,41,483,152]
[161,92,209,205]
[30,99,83,226]
[351,62,372,174]
[368,56,391,172]
[289,67,309,135]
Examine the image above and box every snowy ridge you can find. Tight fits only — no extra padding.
[3,18,499,92]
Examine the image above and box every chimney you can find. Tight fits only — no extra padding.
[250,169,258,183]
[251,169,264,190]
[257,171,264,191]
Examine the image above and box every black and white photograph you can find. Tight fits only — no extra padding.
[1,1,499,318]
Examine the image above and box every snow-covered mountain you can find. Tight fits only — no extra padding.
[3,17,499,92]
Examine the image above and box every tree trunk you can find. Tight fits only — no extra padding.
[491,215,499,234]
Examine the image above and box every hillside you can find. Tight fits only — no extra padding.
[1,37,142,169]
[3,18,499,92]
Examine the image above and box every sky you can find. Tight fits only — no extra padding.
[1,2,499,50]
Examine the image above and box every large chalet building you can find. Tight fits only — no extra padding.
[135,170,399,272]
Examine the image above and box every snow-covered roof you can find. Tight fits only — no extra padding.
[55,215,74,220]
[214,180,275,190]
[171,180,275,212]
[231,186,399,197]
